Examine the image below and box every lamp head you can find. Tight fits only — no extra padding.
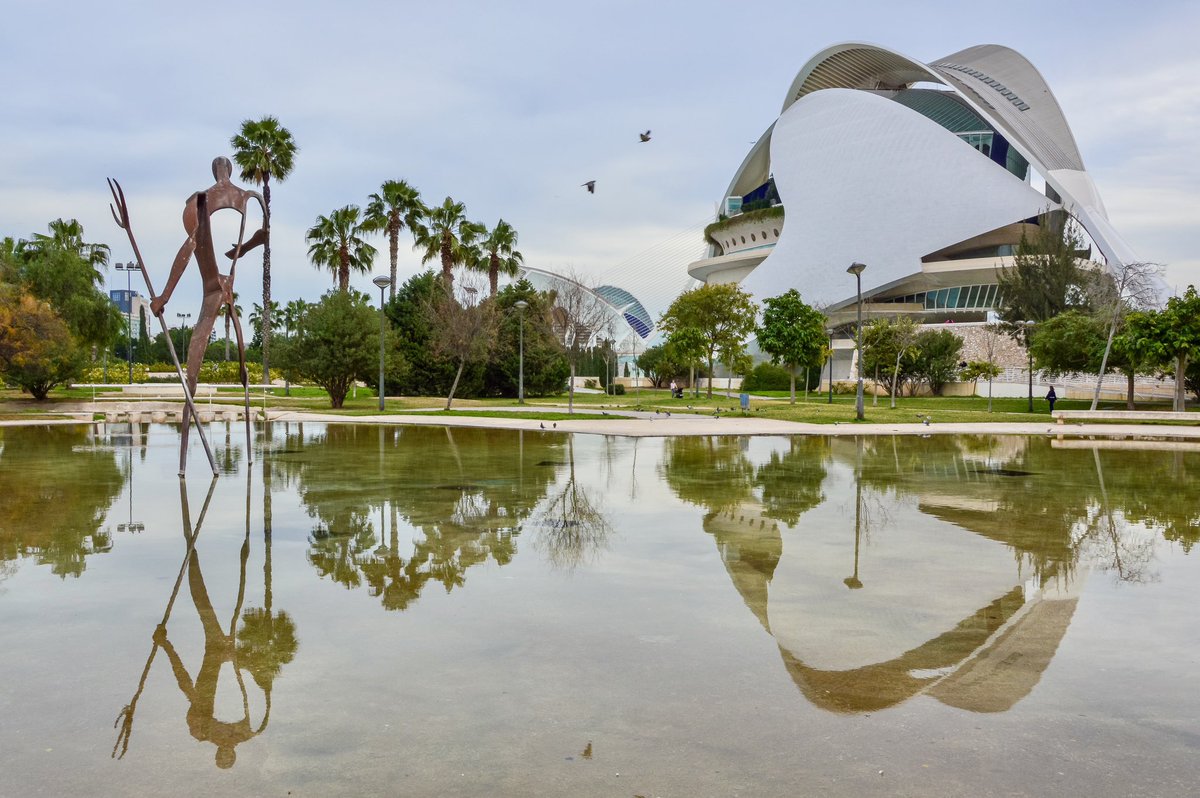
[372,275,392,290]
[847,262,866,276]
[514,300,529,310]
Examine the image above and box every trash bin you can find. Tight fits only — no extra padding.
[739,393,750,411]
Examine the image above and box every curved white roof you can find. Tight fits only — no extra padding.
[719,42,1150,307]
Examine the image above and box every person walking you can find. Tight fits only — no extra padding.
[1046,386,1058,413]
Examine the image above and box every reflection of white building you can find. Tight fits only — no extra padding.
[688,43,1157,324]
[519,266,656,354]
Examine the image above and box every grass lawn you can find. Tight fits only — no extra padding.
[5,383,1193,428]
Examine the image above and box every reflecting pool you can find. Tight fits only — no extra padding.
[1,423,1198,796]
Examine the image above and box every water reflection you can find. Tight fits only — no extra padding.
[274,425,575,609]
[113,472,295,768]
[0,425,125,578]
[664,434,1198,715]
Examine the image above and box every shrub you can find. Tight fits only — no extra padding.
[742,362,793,391]
[80,363,150,383]
[613,384,626,395]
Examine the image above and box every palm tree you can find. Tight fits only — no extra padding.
[217,292,242,361]
[306,206,377,292]
[20,218,110,280]
[230,116,298,384]
[282,299,308,337]
[477,219,524,297]
[413,197,485,286]
[249,300,281,346]
[363,180,425,300]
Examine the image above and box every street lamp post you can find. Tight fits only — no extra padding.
[847,262,867,421]
[116,262,136,384]
[175,313,192,358]
[372,276,392,412]
[827,330,834,404]
[514,300,528,404]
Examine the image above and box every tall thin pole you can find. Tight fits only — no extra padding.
[126,264,134,385]
[515,300,528,404]
[373,275,392,412]
[848,262,866,421]
[827,331,834,404]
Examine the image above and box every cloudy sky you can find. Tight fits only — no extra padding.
[3,0,1198,316]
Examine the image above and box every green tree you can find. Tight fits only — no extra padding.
[1028,310,1107,377]
[231,116,298,383]
[859,317,919,407]
[248,300,281,348]
[275,290,404,408]
[363,179,425,300]
[17,218,110,273]
[384,271,470,397]
[476,219,524,298]
[757,289,826,404]
[413,197,485,286]
[636,343,687,388]
[1120,286,1200,411]
[485,281,569,397]
[306,205,378,292]
[995,212,1096,327]
[1087,261,1163,410]
[658,283,757,398]
[911,329,963,396]
[0,286,88,399]
[216,292,242,361]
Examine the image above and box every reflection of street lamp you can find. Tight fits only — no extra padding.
[115,262,136,384]
[1019,320,1035,412]
[847,262,866,421]
[372,275,392,412]
[844,437,864,589]
[514,300,528,404]
[116,450,145,534]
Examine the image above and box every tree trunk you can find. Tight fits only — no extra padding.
[690,363,697,398]
[706,350,714,398]
[1092,312,1120,411]
[988,377,993,412]
[1174,354,1187,412]
[789,366,796,405]
[890,353,901,409]
[441,236,453,285]
[224,314,231,362]
[446,358,465,409]
[568,360,576,414]
[872,364,879,406]
[262,176,272,384]
[389,221,399,300]
[1126,370,1135,410]
[489,254,499,297]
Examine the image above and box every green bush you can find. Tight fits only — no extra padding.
[613,384,626,395]
[741,362,793,391]
[80,362,150,383]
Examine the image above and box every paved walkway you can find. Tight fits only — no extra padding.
[4,402,1200,441]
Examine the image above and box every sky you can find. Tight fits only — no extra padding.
[3,0,1198,318]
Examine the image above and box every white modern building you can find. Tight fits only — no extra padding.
[518,265,656,355]
[688,43,1147,326]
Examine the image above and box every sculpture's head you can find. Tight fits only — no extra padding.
[215,744,236,769]
[212,156,233,182]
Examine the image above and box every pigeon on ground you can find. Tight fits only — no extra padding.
[582,180,596,194]
[553,423,557,429]
[665,411,670,417]
[540,423,545,429]
[639,130,652,142]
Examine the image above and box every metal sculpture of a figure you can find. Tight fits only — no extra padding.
[108,157,264,476]
[152,156,265,475]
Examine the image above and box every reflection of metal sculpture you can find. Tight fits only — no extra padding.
[109,157,265,476]
[112,472,294,768]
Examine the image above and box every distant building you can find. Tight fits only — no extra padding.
[109,288,150,331]
[688,43,1149,326]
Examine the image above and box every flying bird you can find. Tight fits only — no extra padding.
[639,130,651,142]
[582,180,596,194]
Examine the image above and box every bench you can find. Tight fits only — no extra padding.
[1053,409,1198,425]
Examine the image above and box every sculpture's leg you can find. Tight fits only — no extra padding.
[228,302,254,466]
[180,292,222,475]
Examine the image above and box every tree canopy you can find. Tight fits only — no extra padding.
[658,283,757,398]
[756,289,826,403]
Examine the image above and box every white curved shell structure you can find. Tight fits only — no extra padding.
[691,42,1145,314]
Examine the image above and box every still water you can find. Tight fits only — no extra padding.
[1,423,1197,796]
